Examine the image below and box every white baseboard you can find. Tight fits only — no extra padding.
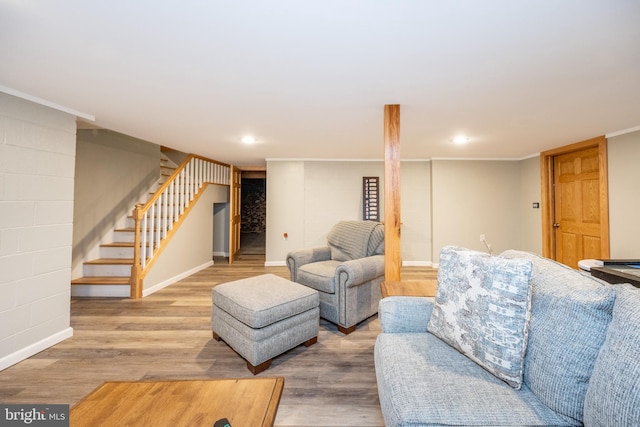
[212,251,228,257]
[143,261,214,297]
[402,260,433,267]
[71,285,130,298]
[264,261,287,267]
[263,260,437,268]
[0,327,73,371]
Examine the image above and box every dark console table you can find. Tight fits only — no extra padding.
[590,260,640,288]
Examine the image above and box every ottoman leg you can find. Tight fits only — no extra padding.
[212,331,222,341]
[248,359,272,375]
[338,325,357,335]
[304,337,318,347]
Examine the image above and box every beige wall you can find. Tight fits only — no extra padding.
[265,161,307,266]
[518,156,542,254]
[431,160,522,262]
[266,160,432,265]
[607,129,640,258]
[401,161,432,265]
[144,184,229,293]
[73,130,160,276]
[303,161,386,247]
[0,93,76,370]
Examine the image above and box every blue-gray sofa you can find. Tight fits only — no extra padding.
[375,247,640,426]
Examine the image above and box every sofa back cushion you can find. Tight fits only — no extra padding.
[500,250,615,423]
[327,220,383,261]
[428,246,534,389]
[583,284,640,426]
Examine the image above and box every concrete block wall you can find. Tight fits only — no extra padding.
[0,93,76,370]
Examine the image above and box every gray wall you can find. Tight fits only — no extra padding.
[608,130,640,258]
[0,93,76,370]
[73,130,160,276]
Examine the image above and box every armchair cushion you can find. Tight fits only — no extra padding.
[327,220,384,261]
[297,260,341,294]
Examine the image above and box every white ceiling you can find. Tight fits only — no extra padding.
[1,1,639,167]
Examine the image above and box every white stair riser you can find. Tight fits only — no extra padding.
[112,230,134,243]
[100,246,134,258]
[83,264,131,277]
[71,285,130,298]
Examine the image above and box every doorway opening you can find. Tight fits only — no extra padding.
[240,171,266,256]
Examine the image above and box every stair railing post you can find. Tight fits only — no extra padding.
[130,203,144,299]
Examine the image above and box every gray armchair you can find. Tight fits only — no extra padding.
[286,220,385,334]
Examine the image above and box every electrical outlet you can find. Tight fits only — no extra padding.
[480,234,485,242]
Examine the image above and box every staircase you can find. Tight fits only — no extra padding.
[70,154,178,297]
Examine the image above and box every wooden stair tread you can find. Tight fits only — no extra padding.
[71,277,130,285]
[84,258,134,265]
[100,242,149,248]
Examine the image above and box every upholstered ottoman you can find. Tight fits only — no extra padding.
[211,273,320,374]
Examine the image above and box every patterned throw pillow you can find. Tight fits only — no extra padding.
[427,246,534,389]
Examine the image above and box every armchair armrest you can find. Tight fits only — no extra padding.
[379,296,434,333]
[336,255,385,288]
[286,246,332,281]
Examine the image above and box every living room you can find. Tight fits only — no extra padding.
[1,2,640,426]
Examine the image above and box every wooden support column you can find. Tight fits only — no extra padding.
[384,104,401,281]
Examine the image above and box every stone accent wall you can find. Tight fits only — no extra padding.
[241,179,266,233]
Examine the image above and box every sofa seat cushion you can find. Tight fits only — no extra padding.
[296,260,341,293]
[501,250,615,422]
[374,333,579,427]
[584,284,640,426]
[428,246,534,389]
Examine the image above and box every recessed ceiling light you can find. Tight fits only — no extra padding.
[241,135,256,144]
[452,136,470,144]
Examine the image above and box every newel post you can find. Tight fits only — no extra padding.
[130,203,144,298]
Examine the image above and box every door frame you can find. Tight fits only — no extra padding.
[540,135,610,261]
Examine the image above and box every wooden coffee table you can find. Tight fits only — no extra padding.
[70,377,284,427]
[381,279,438,297]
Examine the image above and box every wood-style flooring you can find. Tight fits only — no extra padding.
[0,254,437,427]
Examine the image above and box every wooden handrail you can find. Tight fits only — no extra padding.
[129,154,231,298]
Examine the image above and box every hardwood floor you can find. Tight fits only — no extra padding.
[0,255,437,426]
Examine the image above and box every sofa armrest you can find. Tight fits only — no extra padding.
[336,255,385,288]
[379,296,434,333]
[286,246,332,281]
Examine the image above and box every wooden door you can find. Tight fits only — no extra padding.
[541,136,610,268]
[229,166,241,264]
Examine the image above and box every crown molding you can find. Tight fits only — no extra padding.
[0,86,95,121]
